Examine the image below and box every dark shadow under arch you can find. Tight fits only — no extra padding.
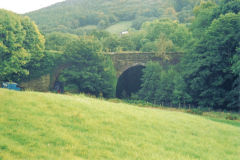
[116,65,145,99]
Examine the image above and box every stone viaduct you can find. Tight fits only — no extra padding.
[20,52,181,92]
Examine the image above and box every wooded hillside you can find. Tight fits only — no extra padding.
[26,0,203,34]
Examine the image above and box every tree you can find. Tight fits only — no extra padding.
[191,1,218,37]
[119,34,136,51]
[172,0,201,12]
[102,35,120,52]
[89,30,111,40]
[229,46,240,110]
[0,9,45,82]
[137,62,181,106]
[59,37,117,98]
[141,19,191,56]
[45,32,78,51]
[129,30,146,51]
[172,71,192,106]
[154,67,176,105]
[137,62,162,103]
[21,16,45,72]
[215,0,240,16]
[155,34,173,60]
[183,12,240,110]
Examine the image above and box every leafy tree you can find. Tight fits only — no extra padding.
[137,62,184,106]
[102,35,120,52]
[89,30,111,40]
[21,17,46,73]
[162,7,178,20]
[140,42,156,52]
[172,71,192,106]
[45,32,78,51]
[214,0,240,16]
[191,1,218,37]
[0,9,45,82]
[59,37,117,98]
[230,46,240,109]
[119,35,136,51]
[154,67,176,105]
[137,62,162,103]
[172,0,201,12]
[141,19,191,56]
[131,17,156,30]
[89,30,120,52]
[155,34,173,59]
[128,30,146,51]
[183,12,240,110]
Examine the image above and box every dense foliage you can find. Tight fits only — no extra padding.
[45,32,78,51]
[133,0,240,111]
[88,19,191,56]
[182,0,240,110]
[136,62,191,107]
[58,37,117,98]
[0,9,45,82]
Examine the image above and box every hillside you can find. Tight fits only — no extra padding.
[0,89,239,159]
[26,0,202,34]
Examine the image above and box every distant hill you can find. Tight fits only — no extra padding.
[26,0,201,34]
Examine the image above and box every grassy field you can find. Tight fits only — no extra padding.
[0,89,239,160]
[80,25,98,30]
[105,21,133,34]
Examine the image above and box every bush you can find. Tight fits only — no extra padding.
[59,37,117,98]
[226,115,238,120]
[186,108,203,115]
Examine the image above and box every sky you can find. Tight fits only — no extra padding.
[0,0,65,14]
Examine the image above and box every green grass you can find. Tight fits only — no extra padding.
[0,89,239,160]
[105,21,133,34]
[80,25,97,30]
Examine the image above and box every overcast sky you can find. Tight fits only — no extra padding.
[0,0,65,14]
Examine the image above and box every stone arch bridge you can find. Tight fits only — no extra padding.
[108,52,180,77]
[20,52,181,92]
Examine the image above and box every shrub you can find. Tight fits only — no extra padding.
[226,115,238,120]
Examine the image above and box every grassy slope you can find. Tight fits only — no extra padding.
[105,21,133,34]
[0,89,239,160]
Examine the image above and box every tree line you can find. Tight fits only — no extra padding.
[0,0,239,111]
[134,0,239,111]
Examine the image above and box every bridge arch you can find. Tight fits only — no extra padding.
[116,64,145,98]
[117,62,146,78]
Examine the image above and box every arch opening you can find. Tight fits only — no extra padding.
[116,65,145,99]
[53,81,64,93]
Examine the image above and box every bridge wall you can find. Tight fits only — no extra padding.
[108,52,181,77]
[20,52,181,91]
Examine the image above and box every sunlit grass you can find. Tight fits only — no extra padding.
[0,89,239,159]
[105,21,133,34]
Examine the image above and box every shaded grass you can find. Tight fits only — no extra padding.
[206,117,240,128]
[117,99,240,126]
[0,89,240,159]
